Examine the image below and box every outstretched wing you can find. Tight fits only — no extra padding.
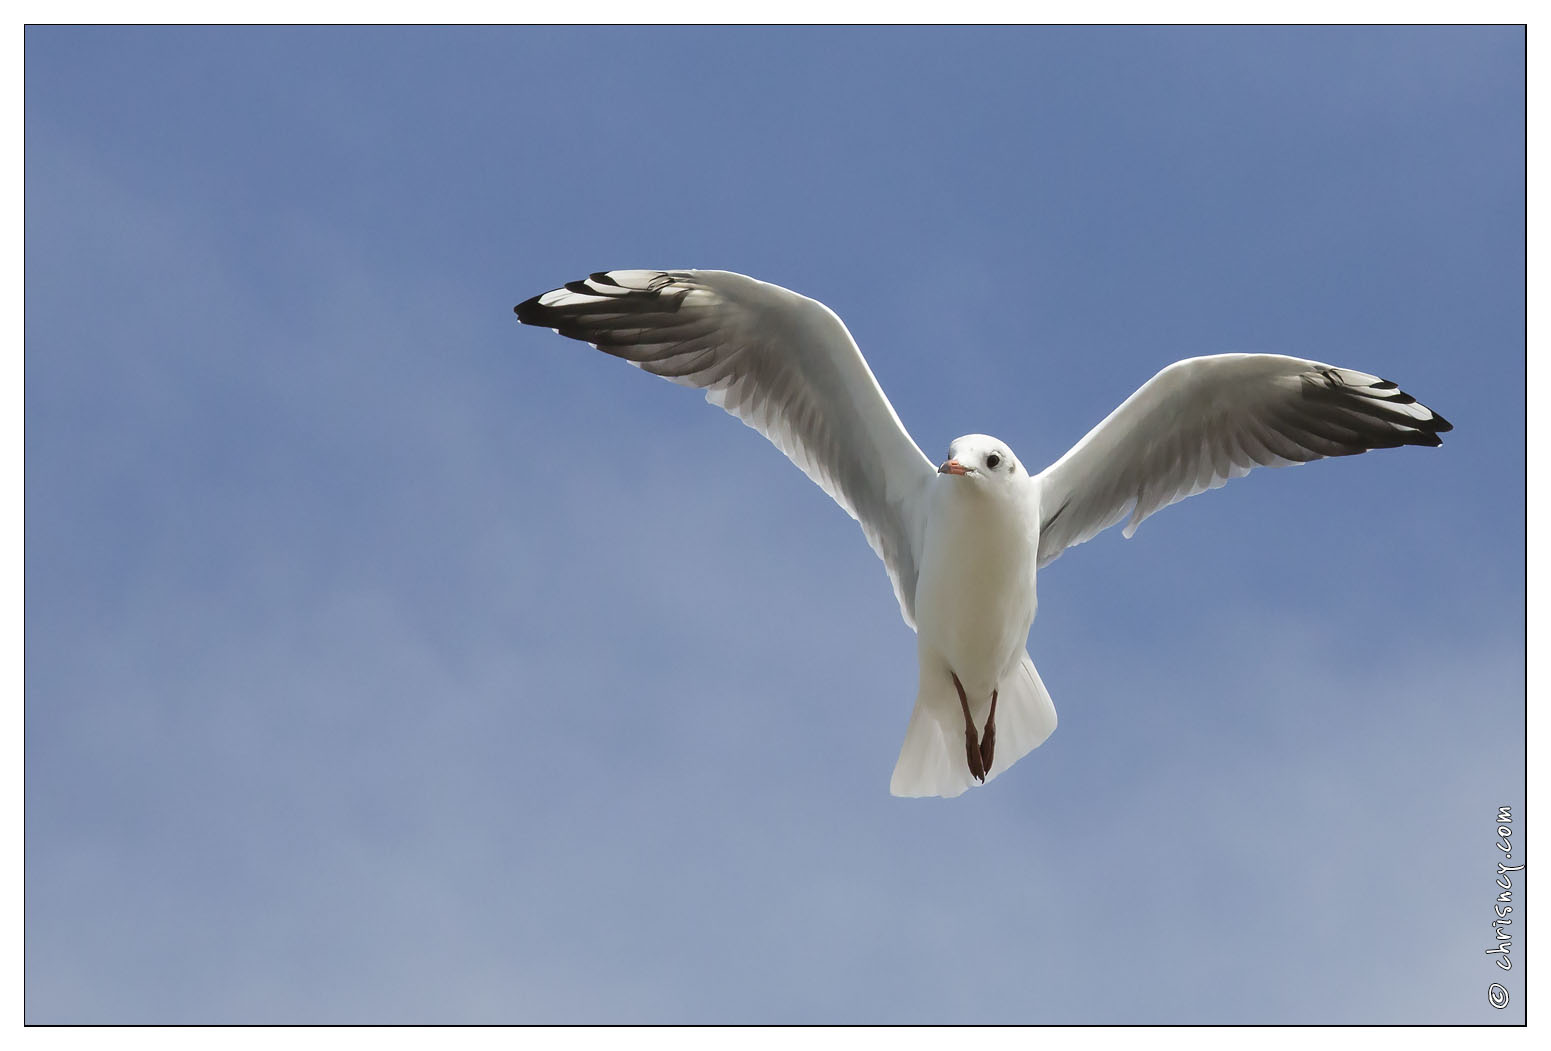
[516,269,938,626]
[1033,353,1452,568]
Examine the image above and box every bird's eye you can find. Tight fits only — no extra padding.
[986,453,1002,470]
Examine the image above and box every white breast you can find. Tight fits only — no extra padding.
[912,474,1040,698]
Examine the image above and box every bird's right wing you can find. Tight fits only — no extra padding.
[516,269,938,627]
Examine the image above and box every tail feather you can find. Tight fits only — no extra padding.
[889,651,1058,798]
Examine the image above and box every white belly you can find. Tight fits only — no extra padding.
[913,477,1039,699]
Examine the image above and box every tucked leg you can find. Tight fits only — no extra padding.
[979,689,998,774]
[952,672,986,783]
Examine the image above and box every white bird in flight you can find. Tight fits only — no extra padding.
[515,269,1451,798]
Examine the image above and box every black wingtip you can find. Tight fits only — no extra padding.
[1377,375,1450,435]
[514,294,546,325]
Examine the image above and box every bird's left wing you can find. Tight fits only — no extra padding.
[516,269,938,626]
[1033,353,1451,569]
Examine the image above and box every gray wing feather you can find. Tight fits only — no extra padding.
[517,269,937,626]
[1034,353,1451,568]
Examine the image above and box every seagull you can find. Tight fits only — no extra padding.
[514,269,1451,798]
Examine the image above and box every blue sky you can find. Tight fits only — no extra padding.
[25,26,1524,1023]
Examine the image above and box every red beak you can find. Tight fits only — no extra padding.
[938,459,968,476]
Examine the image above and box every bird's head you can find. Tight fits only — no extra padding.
[938,434,1026,488]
